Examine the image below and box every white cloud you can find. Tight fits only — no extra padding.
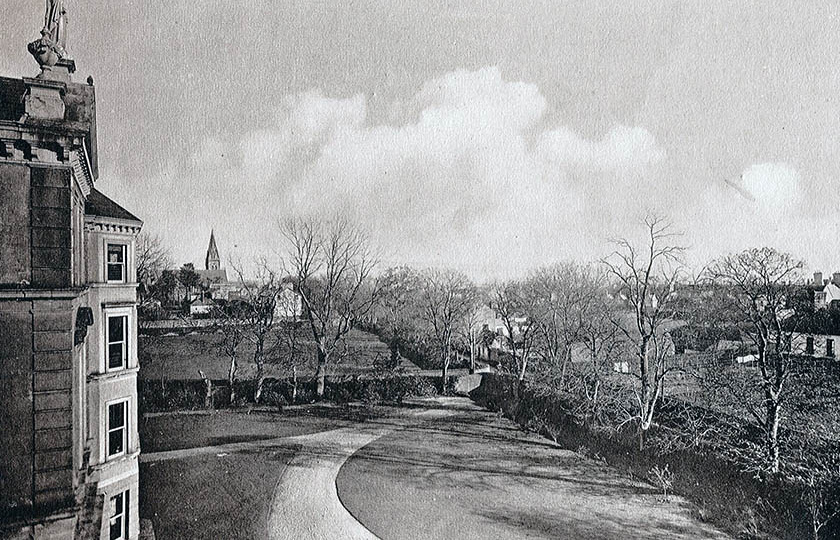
[536,125,664,173]
[115,67,667,277]
[740,162,801,209]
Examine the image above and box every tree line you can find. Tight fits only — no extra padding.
[137,215,838,536]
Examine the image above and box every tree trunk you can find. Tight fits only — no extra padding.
[441,360,449,394]
[254,374,265,404]
[441,339,451,394]
[228,356,237,405]
[469,337,476,374]
[315,347,327,398]
[198,370,212,409]
[560,346,571,388]
[766,400,782,473]
[638,337,651,450]
[291,365,298,404]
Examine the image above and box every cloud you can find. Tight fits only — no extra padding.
[537,125,664,173]
[740,162,801,209]
[109,66,667,277]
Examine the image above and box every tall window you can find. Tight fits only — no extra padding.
[109,490,130,540]
[107,400,128,458]
[806,336,815,355]
[106,244,126,283]
[828,339,835,358]
[107,315,128,370]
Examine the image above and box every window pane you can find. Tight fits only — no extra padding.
[108,316,124,343]
[111,493,123,517]
[107,263,124,282]
[109,428,124,456]
[110,516,122,540]
[109,402,125,429]
[109,344,124,369]
[124,491,130,538]
[108,245,124,263]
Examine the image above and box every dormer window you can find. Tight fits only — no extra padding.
[107,244,126,283]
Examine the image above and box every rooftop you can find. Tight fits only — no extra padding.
[85,188,142,223]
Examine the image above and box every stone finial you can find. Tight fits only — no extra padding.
[28,0,74,81]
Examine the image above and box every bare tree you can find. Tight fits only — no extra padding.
[488,280,538,381]
[213,304,246,405]
[375,266,423,366]
[272,319,311,404]
[705,247,804,473]
[602,214,685,450]
[458,289,487,374]
[418,269,477,392]
[231,261,279,403]
[136,231,172,305]
[575,296,624,423]
[526,262,603,388]
[280,217,379,398]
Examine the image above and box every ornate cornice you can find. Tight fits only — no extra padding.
[70,148,92,196]
[83,217,142,235]
[0,119,85,165]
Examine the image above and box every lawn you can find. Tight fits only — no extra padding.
[140,451,292,540]
[139,326,395,380]
[139,407,362,539]
[140,407,359,453]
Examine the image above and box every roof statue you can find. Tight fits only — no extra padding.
[28,0,70,71]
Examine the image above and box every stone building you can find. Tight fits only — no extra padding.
[0,8,142,540]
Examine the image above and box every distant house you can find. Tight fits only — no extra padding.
[275,280,303,320]
[791,332,839,359]
[812,271,840,309]
[189,297,214,317]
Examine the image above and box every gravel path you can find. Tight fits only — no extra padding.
[265,427,384,539]
[265,408,455,540]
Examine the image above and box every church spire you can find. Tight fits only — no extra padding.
[205,230,221,271]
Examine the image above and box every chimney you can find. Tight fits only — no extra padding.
[815,272,823,286]
[833,273,840,286]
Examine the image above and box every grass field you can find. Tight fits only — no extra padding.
[138,406,386,539]
[139,326,396,380]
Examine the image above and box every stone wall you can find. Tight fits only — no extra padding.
[0,163,30,284]
[0,296,79,518]
[30,166,72,289]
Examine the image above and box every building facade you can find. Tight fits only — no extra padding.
[0,13,142,540]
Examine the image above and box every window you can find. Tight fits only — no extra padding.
[109,490,130,540]
[828,339,835,358]
[106,315,128,370]
[107,400,128,458]
[806,337,815,355]
[106,244,126,283]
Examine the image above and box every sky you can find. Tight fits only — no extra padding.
[4,0,840,279]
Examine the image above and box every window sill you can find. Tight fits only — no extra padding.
[88,366,139,382]
[94,449,140,471]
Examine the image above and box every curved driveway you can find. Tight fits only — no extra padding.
[266,407,455,539]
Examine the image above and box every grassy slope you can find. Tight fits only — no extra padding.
[140,451,291,539]
[139,327,393,380]
[139,407,359,538]
[140,408,355,453]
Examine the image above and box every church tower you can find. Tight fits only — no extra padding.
[205,230,221,270]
